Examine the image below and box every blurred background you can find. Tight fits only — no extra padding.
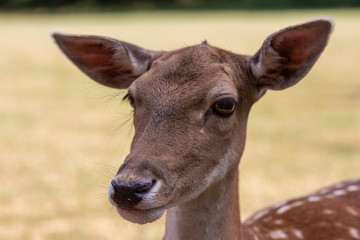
[1,0,360,11]
[0,1,359,240]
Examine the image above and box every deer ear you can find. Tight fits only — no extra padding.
[51,32,165,89]
[250,18,334,92]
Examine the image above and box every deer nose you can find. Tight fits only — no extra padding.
[109,179,155,209]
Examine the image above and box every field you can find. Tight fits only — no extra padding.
[0,10,359,240]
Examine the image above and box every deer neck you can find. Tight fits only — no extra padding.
[164,168,243,240]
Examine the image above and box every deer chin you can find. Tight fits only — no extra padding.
[115,206,166,224]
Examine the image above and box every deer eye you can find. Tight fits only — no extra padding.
[123,93,135,108]
[212,98,236,117]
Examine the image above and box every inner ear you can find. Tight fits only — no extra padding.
[271,27,326,69]
[251,18,334,91]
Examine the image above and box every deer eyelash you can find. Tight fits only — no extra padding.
[123,93,130,101]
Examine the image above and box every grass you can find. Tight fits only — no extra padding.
[0,10,359,240]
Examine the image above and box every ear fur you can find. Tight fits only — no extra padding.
[251,17,334,92]
[51,32,164,89]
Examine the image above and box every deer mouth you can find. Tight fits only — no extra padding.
[115,205,166,224]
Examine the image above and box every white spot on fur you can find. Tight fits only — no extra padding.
[252,209,269,221]
[277,201,303,215]
[323,209,334,215]
[349,227,360,239]
[333,189,346,196]
[269,229,288,239]
[273,201,288,209]
[277,205,292,215]
[292,229,304,239]
[252,232,260,240]
[347,185,360,192]
[345,206,359,216]
[308,196,321,202]
[274,219,284,225]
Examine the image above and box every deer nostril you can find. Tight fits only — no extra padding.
[110,179,155,208]
[111,179,154,194]
[133,181,153,194]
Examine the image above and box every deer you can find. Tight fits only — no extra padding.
[52,17,360,240]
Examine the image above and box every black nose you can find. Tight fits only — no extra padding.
[110,179,154,208]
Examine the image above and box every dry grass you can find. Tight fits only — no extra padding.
[0,10,359,240]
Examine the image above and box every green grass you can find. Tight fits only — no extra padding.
[1,10,359,240]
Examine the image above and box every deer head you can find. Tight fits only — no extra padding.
[52,18,334,226]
